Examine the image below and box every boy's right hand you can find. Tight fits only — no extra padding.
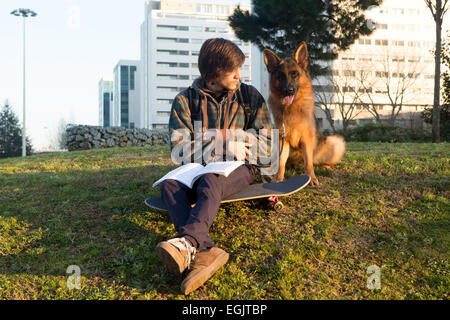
[226,140,251,161]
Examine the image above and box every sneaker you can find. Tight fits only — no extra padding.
[181,247,229,295]
[155,237,196,275]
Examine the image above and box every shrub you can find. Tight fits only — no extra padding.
[324,123,432,142]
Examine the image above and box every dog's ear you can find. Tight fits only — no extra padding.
[294,42,308,69]
[264,49,282,73]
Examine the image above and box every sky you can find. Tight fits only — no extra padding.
[0,0,252,151]
[0,0,146,150]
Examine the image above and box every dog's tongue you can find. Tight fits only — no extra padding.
[284,95,295,105]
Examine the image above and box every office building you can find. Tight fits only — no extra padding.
[252,0,440,130]
[112,60,141,128]
[140,0,252,129]
[99,78,113,127]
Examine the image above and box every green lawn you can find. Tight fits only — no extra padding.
[0,142,448,299]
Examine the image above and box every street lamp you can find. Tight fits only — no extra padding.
[11,8,37,157]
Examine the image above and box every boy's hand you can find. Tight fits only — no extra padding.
[226,140,251,161]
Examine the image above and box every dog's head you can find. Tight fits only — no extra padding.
[264,42,310,106]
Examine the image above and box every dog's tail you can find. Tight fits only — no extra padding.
[313,134,346,167]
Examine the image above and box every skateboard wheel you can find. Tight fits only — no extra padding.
[274,201,284,211]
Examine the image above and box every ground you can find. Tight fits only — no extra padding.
[0,142,448,299]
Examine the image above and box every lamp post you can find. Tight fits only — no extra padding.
[11,8,37,157]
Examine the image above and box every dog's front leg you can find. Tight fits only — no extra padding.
[301,139,319,186]
[276,141,290,182]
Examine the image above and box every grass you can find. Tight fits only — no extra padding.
[0,142,448,299]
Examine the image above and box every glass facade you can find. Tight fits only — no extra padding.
[103,92,111,127]
[119,64,137,128]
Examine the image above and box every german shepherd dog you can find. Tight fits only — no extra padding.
[264,42,346,186]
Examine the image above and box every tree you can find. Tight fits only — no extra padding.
[424,0,449,142]
[422,31,450,141]
[358,52,424,125]
[0,100,33,158]
[441,31,450,105]
[229,0,383,78]
[56,117,68,150]
[314,60,369,132]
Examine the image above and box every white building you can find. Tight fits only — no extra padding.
[112,60,141,128]
[252,0,440,130]
[98,78,113,127]
[140,0,252,129]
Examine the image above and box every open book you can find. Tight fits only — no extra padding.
[152,161,245,189]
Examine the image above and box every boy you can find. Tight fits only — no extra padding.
[156,38,273,295]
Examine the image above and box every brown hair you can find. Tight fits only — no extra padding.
[198,38,245,82]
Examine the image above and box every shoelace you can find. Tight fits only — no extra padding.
[169,237,196,269]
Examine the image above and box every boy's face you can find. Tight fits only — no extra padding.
[214,67,242,92]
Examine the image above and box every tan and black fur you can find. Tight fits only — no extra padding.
[264,42,346,186]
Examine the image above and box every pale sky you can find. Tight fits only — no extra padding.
[0,0,251,150]
[0,0,145,150]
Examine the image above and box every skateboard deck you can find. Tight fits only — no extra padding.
[144,174,310,212]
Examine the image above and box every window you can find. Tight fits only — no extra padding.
[392,73,405,78]
[408,41,421,47]
[157,24,188,31]
[157,86,179,93]
[392,8,404,15]
[130,66,136,90]
[407,24,420,32]
[157,37,189,43]
[157,111,171,117]
[191,39,203,44]
[157,99,174,104]
[196,4,212,13]
[392,40,404,46]
[375,39,388,46]
[157,49,189,55]
[376,71,389,78]
[216,5,230,15]
[358,39,372,45]
[157,74,189,80]
[392,24,405,31]
[375,23,388,30]
[157,62,189,68]
[342,86,355,92]
[407,9,420,16]
[392,57,405,62]
[343,70,356,76]
[407,73,419,78]
[205,27,216,32]
[190,26,203,32]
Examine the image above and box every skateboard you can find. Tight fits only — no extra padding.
[144,174,310,212]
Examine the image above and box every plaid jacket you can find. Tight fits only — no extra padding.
[168,77,274,171]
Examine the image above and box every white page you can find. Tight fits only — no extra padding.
[152,163,203,188]
[190,161,245,187]
[153,161,245,189]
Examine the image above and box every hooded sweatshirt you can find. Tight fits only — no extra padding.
[168,77,275,172]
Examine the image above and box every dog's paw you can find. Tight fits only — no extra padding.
[310,176,320,186]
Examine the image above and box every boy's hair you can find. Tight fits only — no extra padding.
[198,38,245,82]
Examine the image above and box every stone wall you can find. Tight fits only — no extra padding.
[66,125,170,151]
